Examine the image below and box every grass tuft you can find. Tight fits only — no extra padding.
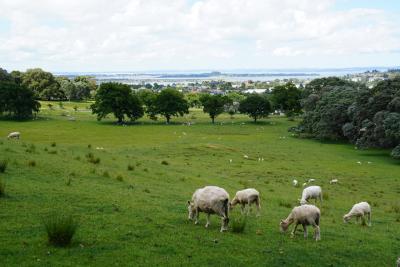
[28,160,36,167]
[231,216,247,233]
[161,160,169,165]
[0,160,7,173]
[43,213,78,247]
[25,144,36,153]
[102,171,110,178]
[0,179,5,197]
[86,153,100,164]
[127,164,135,171]
[51,142,57,147]
[116,174,124,182]
[278,200,293,209]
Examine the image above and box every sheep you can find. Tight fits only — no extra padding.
[330,179,338,184]
[187,186,230,232]
[343,202,371,226]
[293,179,298,187]
[397,257,400,267]
[230,188,260,216]
[280,204,321,241]
[243,155,249,159]
[7,132,20,139]
[299,186,322,205]
[308,178,315,183]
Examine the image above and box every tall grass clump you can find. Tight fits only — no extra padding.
[231,215,247,233]
[127,164,135,171]
[86,152,100,164]
[43,213,78,247]
[0,179,6,197]
[0,160,7,173]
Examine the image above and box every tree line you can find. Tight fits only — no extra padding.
[293,76,400,159]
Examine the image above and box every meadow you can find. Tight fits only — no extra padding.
[0,101,399,266]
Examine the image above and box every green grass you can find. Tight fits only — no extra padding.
[0,101,399,266]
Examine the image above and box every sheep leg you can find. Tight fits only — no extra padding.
[302,224,308,239]
[194,209,200,225]
[367,212,372,226]
[291,223,299,238]
[356,216,360,224]
[314,225,321,241]
[255,198,261,217]
[247,200,251,215]
[240,204,245,214]
[205,214,210,228]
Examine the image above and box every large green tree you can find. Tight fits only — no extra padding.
[91,82,144,123]
[154,88,189,123]
[200,94,230,123]
[0,80,41,119]
[239,94,272,122]
[271,82,302,117]
[22,68,62,100]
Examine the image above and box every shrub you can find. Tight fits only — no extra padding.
[127,164,135,171]
[161,160,169,165]
[28,160,36,167]
[86,153,100,164]
[0,179,5,197]
[0,160,7,173]
[43,213,78,247]
[73,105,78,112]
[116,174,124,182]
[231,216,247,233]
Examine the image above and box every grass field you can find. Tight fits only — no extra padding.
[0,101,399,266]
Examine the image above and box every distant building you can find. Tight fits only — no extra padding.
[244,88,269,94]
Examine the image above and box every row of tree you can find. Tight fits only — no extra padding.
[90,82,299,123]
[0,68,96,101]
[294,77,400,159]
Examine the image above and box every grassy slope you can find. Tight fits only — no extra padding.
[0,101,399,266]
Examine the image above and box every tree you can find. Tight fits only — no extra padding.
[0,80,41,119]
[58,78,77,101]
[91,82,144,123]
[0,68,12,82]
[239,94,272,122]
[138,89,158,120]
[271,82,302,117]
[22,68,59,99]
[154,88,189,123]
[200,94,230,123]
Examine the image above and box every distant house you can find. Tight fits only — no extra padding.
[244,88,269,94]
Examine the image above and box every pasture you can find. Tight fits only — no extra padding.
[0,101,399,266]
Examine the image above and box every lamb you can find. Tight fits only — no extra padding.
[7,132,20,139]
[330,179,338,184]
[280,204,321,241]
[292,179,298,187]
[343,202,371,226]
[299,186,322,205]
[187,186,230,232]
[230,188,261,216]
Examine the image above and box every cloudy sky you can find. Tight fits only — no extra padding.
[0,0,399,72]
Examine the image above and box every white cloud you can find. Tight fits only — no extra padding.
[0,0,399,71]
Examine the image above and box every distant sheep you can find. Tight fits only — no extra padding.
[293,179,298,187]
[330,179,338,184]
[7,132,20,139]
[230,188,260,216]
[243,155,249,159]
[187,186,230,232]
[343,202,371,226]
[308,178,315,183]
[299,186,322,205]
[280,204,321,241]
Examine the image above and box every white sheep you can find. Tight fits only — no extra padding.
[330,179,338,184]
[293,179,298,187]
[308,178,315,183]
[343,202,371,226]
[299,186,322,205]
[230,188,261,216]
[187,186,230,232]
[7,132,20,139]
[280,204,321,241]
[397,257,400,267]
[243,155,249,159]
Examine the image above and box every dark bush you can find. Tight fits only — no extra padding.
[43,213,78,247]
[0,160,7,173]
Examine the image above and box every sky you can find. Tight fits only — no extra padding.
[0,0,399,72]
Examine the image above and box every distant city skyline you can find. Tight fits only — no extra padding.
[0,0,399,72]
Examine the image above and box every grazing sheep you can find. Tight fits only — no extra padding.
[343,202,371,226]
[187,186,230,232]
[308,178,315,183]
[330,179,338,184]
[293,179,298,187]
[243,155,249,159]
[7,132,20,139]
[230,188,261,216]
[299,186,322,205]
[280,204,321,241]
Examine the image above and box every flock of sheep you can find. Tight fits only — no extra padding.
[187,184,372,241]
